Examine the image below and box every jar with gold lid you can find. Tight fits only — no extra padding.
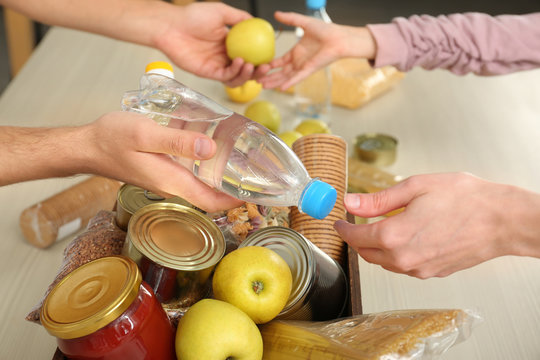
[40,256,175,360]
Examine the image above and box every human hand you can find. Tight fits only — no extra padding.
[334,173,540,278]
[81,112,243,212]
[150,2,266,87]
[256,11,376,91]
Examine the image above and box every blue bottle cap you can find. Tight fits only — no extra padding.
[300,180,337,220]
[306,0,327,10]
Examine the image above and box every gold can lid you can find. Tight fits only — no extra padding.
[127,203,225,271]
[354,133,398,167]
[117,184,194,217]
[41,256,141,339]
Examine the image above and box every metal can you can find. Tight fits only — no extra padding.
[354,133,398,167]
[115,184,197,231]
[123,203,225,307]
[240,227,348,321]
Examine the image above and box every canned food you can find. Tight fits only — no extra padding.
[240,227,348,321]
[354,133,398,167]
[115,183,197,231]
[41,256,176,360]
[123,203,225,306]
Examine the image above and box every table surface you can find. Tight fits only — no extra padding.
[1,27,539,360]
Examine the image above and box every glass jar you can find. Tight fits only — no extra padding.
[40,256,176,360]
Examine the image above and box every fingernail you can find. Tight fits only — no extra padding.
[345,193,361,208]
[195,138,213,158]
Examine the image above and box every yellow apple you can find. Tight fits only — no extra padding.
[244,100,281,133]
[279,130,303,148]
[212,246,292,324]
[225,80,263,103]
[175,299,263,360]
[226,18,275,65]
[294,118,332,135]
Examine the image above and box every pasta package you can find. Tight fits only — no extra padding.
[330,58,405,109]
[280,59,404,109]
[260,309,482,360]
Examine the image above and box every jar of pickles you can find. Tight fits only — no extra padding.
[40,256,176,360]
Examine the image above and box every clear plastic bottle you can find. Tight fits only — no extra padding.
[294,0,332,124]
[122,62,337,219]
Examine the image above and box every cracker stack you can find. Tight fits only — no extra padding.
[291,134,348,266]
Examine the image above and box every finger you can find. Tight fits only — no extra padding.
[253,64,272,79]
[344,181,418,218]
[133,152,244,212]
[334,219,384,250]
[218,4,252,26]
[274,11,310,29]
[224,62,255,87]
[136,119,217,160]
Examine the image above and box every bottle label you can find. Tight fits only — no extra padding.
[56,218,82,242]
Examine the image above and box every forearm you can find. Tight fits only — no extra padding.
[0,0,167,48]
[368,12,540,75]
[0,126,89,185]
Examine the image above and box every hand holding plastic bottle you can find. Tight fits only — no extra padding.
[334,172,540,278]
[74,111,244,212]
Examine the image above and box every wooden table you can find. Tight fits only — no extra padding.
[0,27,539,359]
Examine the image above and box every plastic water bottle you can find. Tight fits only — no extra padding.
[294,0,332,124]
[121,62,337,220]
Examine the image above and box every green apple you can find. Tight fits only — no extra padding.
[226,18,275,65]
[225,80,263,103]
[212,246,293,324]
[244,100,281,133]
[175,299,263,360]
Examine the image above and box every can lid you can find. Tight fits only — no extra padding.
[117,184,193,217]
[299,179,337,219]
[145,61,174,78]
[127,203,225,271]
[41,256,141,339]
[240,227,314,315]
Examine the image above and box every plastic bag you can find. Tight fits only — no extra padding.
[260,309,482,359]
[25,210,127,324]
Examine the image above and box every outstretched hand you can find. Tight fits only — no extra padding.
[334,173,540,278]
[256,11,376,90]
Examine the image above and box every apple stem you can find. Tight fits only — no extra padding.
[252,280,264,294]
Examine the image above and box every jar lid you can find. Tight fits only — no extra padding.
[126,203,225,271]
[41,256,141,339]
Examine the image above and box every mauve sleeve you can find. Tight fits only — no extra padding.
[367,12,540,75]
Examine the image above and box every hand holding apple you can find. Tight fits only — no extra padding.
[226,18,275,66]
[175,299,263,360]
[212,246,293,324]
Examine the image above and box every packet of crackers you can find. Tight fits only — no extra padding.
[260,308,482,359]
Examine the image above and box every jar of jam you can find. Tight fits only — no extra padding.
[40,256,176,360]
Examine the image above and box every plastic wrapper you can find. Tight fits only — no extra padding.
[330,58,405,109]
[209,203,290,253]
[260,309,482,359]
[25,210,127,324]
[280,59,404,109]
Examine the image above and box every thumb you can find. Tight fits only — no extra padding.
[344,181,417,218]
[274,11,310,28]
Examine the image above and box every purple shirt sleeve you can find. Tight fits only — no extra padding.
[367,12,540,75]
